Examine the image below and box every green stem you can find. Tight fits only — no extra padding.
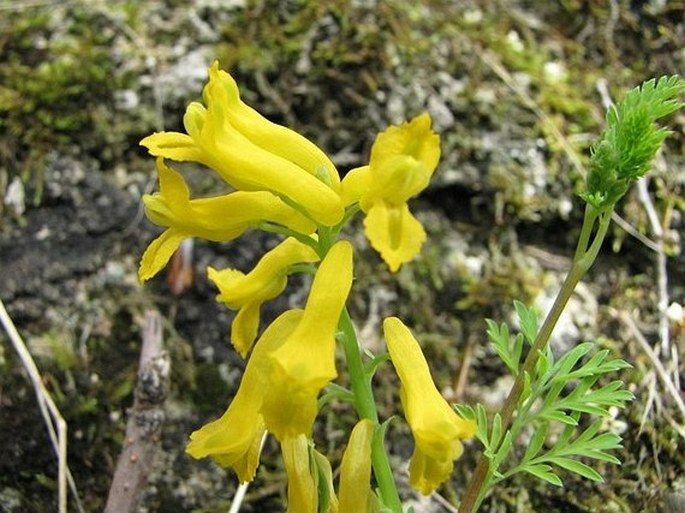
[317,226,335,257]
[574,204,598,261]
[459,208,613,513]
[339,308,403,512]
[258,222,319,250]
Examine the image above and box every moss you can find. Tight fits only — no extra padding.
[456,242,542,316]
[0,6,135,214]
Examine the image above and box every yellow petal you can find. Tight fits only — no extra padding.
[186,310,303,481]
[281,435,318,513]
[338,419,376,513]
[362,155,433,209]
[143,159,316,252]
[208,238,320,356]
[209,238,319,308]
[285,240,353,345]
[383,317,476,494]
[230,301,262,357]
[408,441,463,495]
[357,114,439,208]
[363,202,426,272]
[207,62,341,191]
[222,421,265,482]
[191,191,317,240]
[183,102,207,140]
[370,113,440,174]
[186,398,266,483]
[142,159,192,226]
[139,229,187,282]
[340,165,370,206]
[140,132,205,162]
[261,361,320,442]
[205,122,344,225]
[263,241,353,440]
[195,69,344,226]
[206,267,247,310]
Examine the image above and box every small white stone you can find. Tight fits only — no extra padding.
[464,9,483,24]
[35,226,51,241]
[543,61,567,83]
[667,302,683,322]
[506,30,524,52]
[4,177,25,216]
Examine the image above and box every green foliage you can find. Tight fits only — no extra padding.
[582,76,685,211]
[484,300,536,377]
[457,302,634,495]
[0,6,133,211]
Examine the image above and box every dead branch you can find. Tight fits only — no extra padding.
[104,309,170,513]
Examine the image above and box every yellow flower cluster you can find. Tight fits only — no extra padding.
[341,113,441,271]
[139,62,440,278]
[186,239,351,476]
[138,62,473,510]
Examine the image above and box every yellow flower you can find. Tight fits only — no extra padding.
[281,435,318,513]
[185,310,302,482]
[208,237,320,357]
[382,317,476,495]
[338,419,378,513]
[139,158,316,282]
[262,241,353,440]
[140,62,344,226]
[341,113,440,271]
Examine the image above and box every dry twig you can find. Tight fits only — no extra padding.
[104,310,170,513]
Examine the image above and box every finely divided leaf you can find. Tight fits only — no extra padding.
[523,423,549,463]
[583,75,685,210]
[524,464,563,486]
[487,319,519,375]
[549,457,603,482]
[514,300,539,345]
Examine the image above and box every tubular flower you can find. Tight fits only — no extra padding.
[383,317,476,495]
[262,241,353,440]
[208,237,320,357]
[282,435,318,513]
[140,62,344,226]
[340,113,440,271]
[139,158,316,282]
[185,310,303,482]
[338,419,378,513]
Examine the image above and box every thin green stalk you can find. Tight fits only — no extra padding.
[339,308,403,512]
[459,207,613,513]
[258,222,319,250]
[574,204,598,261]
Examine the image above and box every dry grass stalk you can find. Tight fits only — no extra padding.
[0,297,84,513]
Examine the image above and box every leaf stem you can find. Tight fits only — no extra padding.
[459,206,612,513]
